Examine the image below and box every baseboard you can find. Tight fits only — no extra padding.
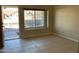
[53,33,79,42]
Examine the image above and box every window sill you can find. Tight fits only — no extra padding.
[24,27,46,30]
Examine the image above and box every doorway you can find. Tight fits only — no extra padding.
[2,6,19,41]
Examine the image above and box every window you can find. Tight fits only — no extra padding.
[24,9,47,29]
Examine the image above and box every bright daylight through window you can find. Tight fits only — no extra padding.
[24,9,47,29]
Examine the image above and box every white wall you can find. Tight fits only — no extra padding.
[54,6,79,42]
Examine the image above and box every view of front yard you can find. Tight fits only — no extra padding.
[2,6,19,40]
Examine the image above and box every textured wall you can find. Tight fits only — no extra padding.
[54,6,79,42]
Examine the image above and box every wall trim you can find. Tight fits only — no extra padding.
[53,33,79,43]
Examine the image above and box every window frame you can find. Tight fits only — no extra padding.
[23,9,47,30]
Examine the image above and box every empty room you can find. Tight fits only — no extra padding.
[0,5,79,53]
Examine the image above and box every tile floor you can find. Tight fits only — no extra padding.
[0,35,78,53]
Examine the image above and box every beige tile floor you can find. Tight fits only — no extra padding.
[0,35,78,53]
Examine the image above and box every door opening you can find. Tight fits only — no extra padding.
[2,6,19,41]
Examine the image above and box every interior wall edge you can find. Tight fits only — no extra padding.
[53,33,79,43]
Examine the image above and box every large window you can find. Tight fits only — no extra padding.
[24,9,47,29]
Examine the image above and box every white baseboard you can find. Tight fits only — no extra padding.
[53,33,79,42]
